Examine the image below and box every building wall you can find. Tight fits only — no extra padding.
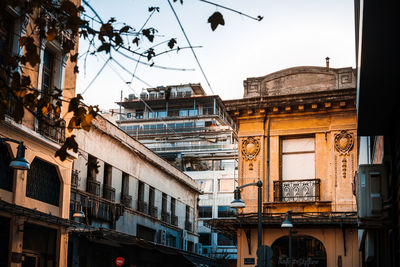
[225,66,359,267]
[72,114,200,248]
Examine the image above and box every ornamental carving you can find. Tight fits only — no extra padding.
[241,137,260,170]
[334,130,354,179]
[334,130,354,155]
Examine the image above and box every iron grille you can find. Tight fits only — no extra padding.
[36,118,65,144]
[71,170,79,188]
[161,211,171,223]
[0,144,13,192]
[26,158,60,206]
[171,215,178,226]
[274,179,321,202]
[149,205,158,218]
[138,200,148,214]
[103,184,116,202]
[120,193,132,207]
[87,179,100,196]
[185,220,193,231]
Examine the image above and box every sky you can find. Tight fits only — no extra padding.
[76,0,356,111]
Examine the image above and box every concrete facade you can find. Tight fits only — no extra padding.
[211,66,360,267]
[69,113,202,266]
[0,2,80,266]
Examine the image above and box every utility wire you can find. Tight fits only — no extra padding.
[198,0,263,21]
[167,0,215,95]
[81,57,111,95]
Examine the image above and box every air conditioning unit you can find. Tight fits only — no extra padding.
[195,243,203,254]
[181,230,188,250]
[357,164,388,220]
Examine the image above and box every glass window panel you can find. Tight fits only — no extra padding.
[196,121,205,127]
[218,179,235,192]
[282,153,315,180]
[198,206,212,218]
[179,109,189,116]
[218,206,237,218]
[282,138,315,153]
[189,109,198,116]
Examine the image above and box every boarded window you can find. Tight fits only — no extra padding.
[282,137,315,180]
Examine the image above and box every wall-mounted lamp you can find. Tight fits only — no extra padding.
[0,137,30,170]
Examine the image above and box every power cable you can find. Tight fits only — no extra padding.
[167,0,215,95]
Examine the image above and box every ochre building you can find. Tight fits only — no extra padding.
[209,66,359,267]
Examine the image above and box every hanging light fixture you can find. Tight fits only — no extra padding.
[0,137,30,170]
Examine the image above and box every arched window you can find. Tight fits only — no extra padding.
[272,235,327,267]
[0,143,14,191]
[26,158,60,206]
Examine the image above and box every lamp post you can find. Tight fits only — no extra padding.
[0,137,30,170]
[281,210,293,267]
[231,180,263,266]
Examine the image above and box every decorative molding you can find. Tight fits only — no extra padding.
[241,137,260,170]
[334,130,354,179]
[334,130,354,155]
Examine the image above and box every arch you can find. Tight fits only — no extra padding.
[0,142,14,191]
[271,235,327,267]
[26,157,60,206]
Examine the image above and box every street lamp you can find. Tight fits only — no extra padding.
[0,137,30,170]
[281,210,293,267]
[231,180,263,265]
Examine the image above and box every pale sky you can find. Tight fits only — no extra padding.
[76,0,355,110]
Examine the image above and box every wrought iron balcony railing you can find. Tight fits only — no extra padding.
[149,205,158,218]
[103,184,116,202]
[161,211,171,223]
[185,220,193,232]
[171,215,178,226]
[87,179,100,196]
[71,170,79,188]
[36,118,66,144]
[138,200,148,214]
[120,193,132,207]
[273,178,320,202]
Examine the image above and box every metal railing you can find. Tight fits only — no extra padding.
[273,179,321,202]
[120,193,132,207]
[149,144,236,153]
[87,179,100,196]
[171,215,178,226]
[149,205,158,218]
[36,118,66,144]
[161,211,171,223]
[103,184,116,202]
[185,220,193,231]
[138,200,148,214]
[71,170,79,188]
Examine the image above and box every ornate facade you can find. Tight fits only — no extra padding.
[208,66,359,267]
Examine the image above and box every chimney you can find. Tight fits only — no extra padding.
[325,57,330,70]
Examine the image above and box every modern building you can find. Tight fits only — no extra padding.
[354,1,399,266]
[0,2,80,266]
[117,84,239,264]
[68,112,211,267]
[208,66,360,267]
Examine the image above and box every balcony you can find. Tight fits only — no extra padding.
[121,193,132,207]
[138,200,148,214]
[171,215,178,226]
[149,205,158,218]
[273,179,320,202]
[71,170,79,188]
[161,211,171,223]
[36,118,66,144]
[87,179,100,196]
[185,220,193,232]
[103,184,116,202]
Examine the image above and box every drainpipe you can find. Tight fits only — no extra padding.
[264,116,271,202]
